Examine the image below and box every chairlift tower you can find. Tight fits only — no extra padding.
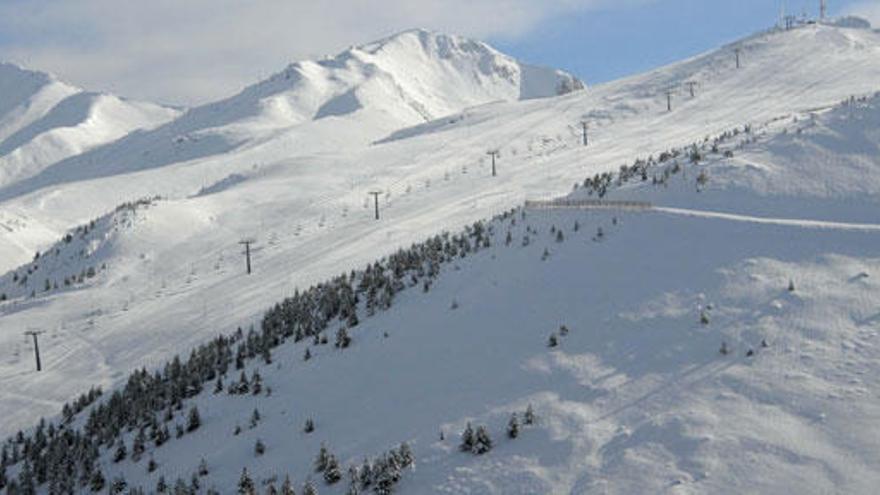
[239,239,255,275]
[820,0,827,20]
[368,191,382,220]
[487,150,500,176]
[24,330,45,371]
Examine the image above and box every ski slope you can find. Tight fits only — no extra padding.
[5,93,880,493]
[1,22,880,491]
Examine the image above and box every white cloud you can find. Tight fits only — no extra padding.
[843,0,880,26]
[0,0,638,105]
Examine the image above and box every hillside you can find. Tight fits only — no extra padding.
[0,63,179,268]
[2,22,880,439]
[0,63,179,189]
[3,88,880,494]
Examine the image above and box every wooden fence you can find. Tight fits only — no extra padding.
[524,199,653,211]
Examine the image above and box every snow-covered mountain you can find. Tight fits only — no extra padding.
[0,63,179,188]
[0,30,582,206]
[2,20,880,495]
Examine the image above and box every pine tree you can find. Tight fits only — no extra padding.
[132,428,147,461]
[700,309,710,326]
[556,230,564,243]
[147,456,158,473]
[524,404,536,425]
[548,333,559,348]
[473,426,493,454]
[396,442,414,468]
[255,438,266,456]
[459,423,475,452]
[304,348,312,361]
[18,460,35,495]
[359,459,373,489]
[280,475,296,495]
[190,472,201,492]
[110,476,127,494]
[314,444,330,473]
[304,418,315,433]
[112,438,127,463]
[198,458,209,476]
[89,468,107,493]
[172,477,188,495]
[238,468,255,495]
[251,371,262,395]
[788,279,795,292]
[507,413,520,439]
[250,408,261,428]
[156,476,168,493]
[720,341,730,355]
[323,455,341,484]
[302,480,318,495]
[335,327,351,349]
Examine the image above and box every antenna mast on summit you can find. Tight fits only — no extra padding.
[820,0,827,20]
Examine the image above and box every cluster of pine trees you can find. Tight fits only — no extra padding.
[0,197,160,303]
[575,123,752,197]
[0,216,499,493]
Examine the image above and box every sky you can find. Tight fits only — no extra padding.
[0,0,877,106]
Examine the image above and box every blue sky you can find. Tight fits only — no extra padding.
[0,0,876,104]
[495,0,873,85]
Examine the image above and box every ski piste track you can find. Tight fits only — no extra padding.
[526,199,880,232]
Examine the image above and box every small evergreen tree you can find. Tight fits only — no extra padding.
[147,456,158,473]
[112,438,127,463]
[280,475,296,495]
[314,444,330,473]
[524,404,536,425]
[397,443,414,468]
[459,423,475,452]
[156,476,168,493]
[788,279,795,292]
[473,426,493,454]
[302,480,318,495]
[198,458,209,476]
[110,476,127,494]
[335,327,351,349]
[548,333,559,348]
[507,413,520,439]
[238,468,255,495]
[250,408,261,428]
[700,309,710,326]
[323,455,341,484]
[187,406,201,432]
[304,418,315,433]
[255,438,266,456]
[89,468,107,493]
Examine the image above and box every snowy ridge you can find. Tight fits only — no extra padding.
[0,198,164,303]
[0,63,180,188]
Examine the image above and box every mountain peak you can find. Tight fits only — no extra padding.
[223,28,585,133]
